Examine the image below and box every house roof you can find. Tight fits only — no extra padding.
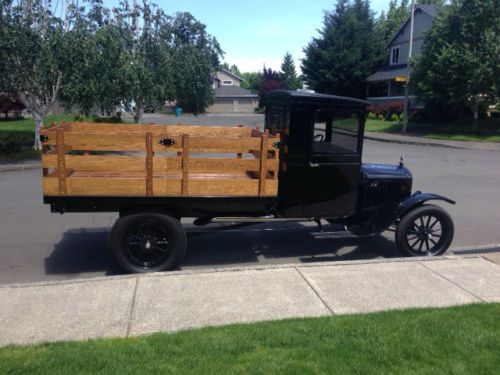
[214,85,258,98]
[385,4,437,48]
[219,69,244,82]
[366,64,408,82]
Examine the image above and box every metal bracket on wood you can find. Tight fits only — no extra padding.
[40,135,49,143]
[272,141,281,149]
[159,138,177,146]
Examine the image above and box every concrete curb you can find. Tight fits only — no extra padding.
[0,162,40,172]
[365,132,500,152]
[0,253,486,290]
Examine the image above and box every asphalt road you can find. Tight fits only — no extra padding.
[1,114,499,284]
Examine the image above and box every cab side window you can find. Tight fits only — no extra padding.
[312,110,361,154]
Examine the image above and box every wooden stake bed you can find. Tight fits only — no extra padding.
[41,122,280,198]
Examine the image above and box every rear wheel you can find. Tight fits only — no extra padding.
[395,204,454,257]
[109,213,187,273]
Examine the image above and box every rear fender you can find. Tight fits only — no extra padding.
[396,191,456,219]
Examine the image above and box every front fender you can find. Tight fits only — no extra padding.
[396,191,456,218]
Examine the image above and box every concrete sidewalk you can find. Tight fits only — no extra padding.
[1,255,499,347]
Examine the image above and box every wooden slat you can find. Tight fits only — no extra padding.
[70,123,253,137]
[189,137,261,153]
[188,179,259,196]
[66,177,147,196]
[181,134,189,196]
[146,132,153,196]
[189,158,261,172]
[56,129,67,196]
[42,154,278,173]
[258,131,269,197]
[42,154,183,172]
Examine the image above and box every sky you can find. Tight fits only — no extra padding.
[113,0,392,73]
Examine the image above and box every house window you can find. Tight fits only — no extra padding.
[391,47,400,65]
[222,80,233,85]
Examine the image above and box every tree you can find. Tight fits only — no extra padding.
[169,12,222,113]
[280,52,302,90]
[240,71,261,93]
[60,4,221,120]
[0,0,69,149]
[258,67,284,107]
[171,45,214,114]
[412,0,500,124]
[302,0,384,98]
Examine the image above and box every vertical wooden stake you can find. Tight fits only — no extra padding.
[56,128,67,196]
[181,134,189,197]
[237,125,243,159]
[146,132,153,196]
[258,130,269,197]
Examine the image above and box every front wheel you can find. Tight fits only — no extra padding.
[109,213,187,273]
[395,204,454,257]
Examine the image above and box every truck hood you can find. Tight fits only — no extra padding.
[361,163,412,180]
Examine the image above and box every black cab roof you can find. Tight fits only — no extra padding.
[266,90,370,108]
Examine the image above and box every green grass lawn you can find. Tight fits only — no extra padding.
[0,114,74,132]
[0,303,498,374]
[365,117,500,142]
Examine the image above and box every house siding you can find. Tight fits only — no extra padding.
[390,10,434,65]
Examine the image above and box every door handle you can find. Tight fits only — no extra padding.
[309,162,320,168]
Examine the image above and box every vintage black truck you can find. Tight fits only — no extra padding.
[41,91,455,273]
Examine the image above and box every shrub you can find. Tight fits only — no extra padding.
[92,115,123,123]
[367,112,377,120]
[0,131,34,154]
[377,114,384,120]
[0,94,26,119]
[388,113,399,122]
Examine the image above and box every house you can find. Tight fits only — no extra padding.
[207,69,258,113]
[366,4,437,108]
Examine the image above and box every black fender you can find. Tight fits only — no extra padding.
[396,191,456,219]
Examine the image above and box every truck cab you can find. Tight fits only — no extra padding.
[265,91,368,219]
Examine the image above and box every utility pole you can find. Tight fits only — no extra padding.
[403,0,416,133]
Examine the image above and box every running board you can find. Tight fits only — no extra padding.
[210,216,315,223]
[310,231,357,239]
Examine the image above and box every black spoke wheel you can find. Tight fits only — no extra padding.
[395,204,454,257]
[109,213,187,273]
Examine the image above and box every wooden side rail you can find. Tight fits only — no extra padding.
[41,122,280,198]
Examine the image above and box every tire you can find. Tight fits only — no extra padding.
[395,204,454,257]
[109,213,187,273]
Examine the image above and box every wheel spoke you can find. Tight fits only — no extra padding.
[424,239,431,252]
[429,218,439,230]
[419,217,425,228]
[410,238,421,250]
[418,239,425,251]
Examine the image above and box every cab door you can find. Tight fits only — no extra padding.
[303,109,363,218]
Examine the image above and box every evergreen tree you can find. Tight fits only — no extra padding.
[280,52,302,90]
[301,0,383,98]
[412,0,500,124]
